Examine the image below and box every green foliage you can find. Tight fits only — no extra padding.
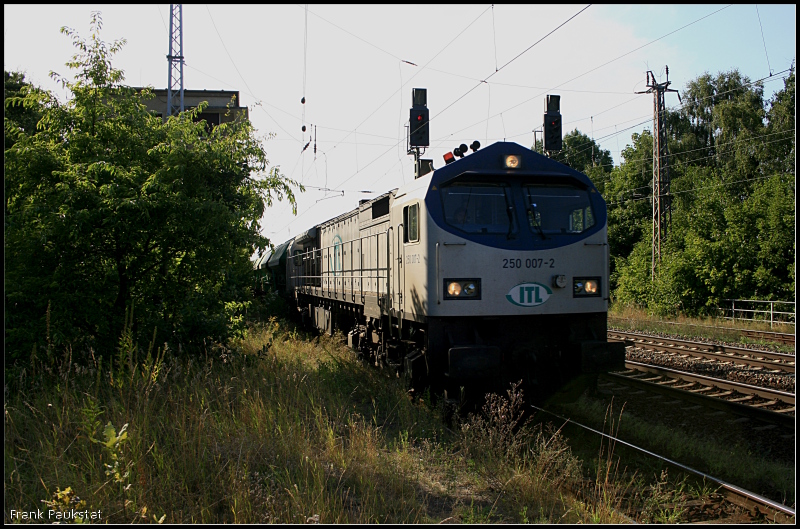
[550,129,613,192]
[4,70,44,150]
[4,13,300,363]
[609,67,795,314]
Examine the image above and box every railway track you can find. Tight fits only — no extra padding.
[741,329,796,346]
[606,361,795,428]
[533,404,797,524]
[607,317,795,347]
[608,330,796,374]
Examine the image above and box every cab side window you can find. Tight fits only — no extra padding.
[404,203,419,243]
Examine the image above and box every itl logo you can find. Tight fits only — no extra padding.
[506,282,552,307]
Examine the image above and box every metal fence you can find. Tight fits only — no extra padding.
[718,299,796,328]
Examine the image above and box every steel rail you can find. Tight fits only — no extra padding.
[741,329,796,345]
[607,317,795,346]
[531,404,797,523]
[622,360,795,405]
[605,370,794,429]
[608,331,795,373]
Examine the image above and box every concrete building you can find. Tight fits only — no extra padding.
[136,88,248,127]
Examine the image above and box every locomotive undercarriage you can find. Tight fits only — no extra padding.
[295,292,624,400]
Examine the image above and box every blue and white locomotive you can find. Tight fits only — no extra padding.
[259,140,624,395]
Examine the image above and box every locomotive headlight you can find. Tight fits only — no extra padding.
[444,279,481,300]
[573,277,601,298]
[447,281,462,296]
[504,155,521,169]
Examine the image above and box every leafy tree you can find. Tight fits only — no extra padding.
[604,130,653,292]
[610,67,795,315]
[549,129,613,194]
[760,68,795,177]
[4,13,300,362]
[4,71,44,150]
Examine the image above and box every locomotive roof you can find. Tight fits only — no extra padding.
[430,141,597,189]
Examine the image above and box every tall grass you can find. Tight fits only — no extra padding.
[5,315,693,523]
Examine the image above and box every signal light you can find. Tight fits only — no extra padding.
[409,107,429,147]
[470,140,480,152]
[543,112,562,151]
[443,152,455,164]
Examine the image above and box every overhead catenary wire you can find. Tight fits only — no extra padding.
[315,6,493,168]
[342,3,589,191]
[755,4,773,76]
[274,4,741,236]
[604,133,795,204]
[269,5,496,231]
[607,172,792,207]
[302,4,308,134]
[431,4,592,144]
[539,66,794,166]
[435,4,735,150]
[270,5,497,235]
[266,4,772,235]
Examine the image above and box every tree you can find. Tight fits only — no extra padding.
[549,129,613,194]
[4,71,44,150]
[610,68,795,315]
[604,130,653,292]
[4,13,300,362]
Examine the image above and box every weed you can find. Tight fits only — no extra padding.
[639,469,687,523]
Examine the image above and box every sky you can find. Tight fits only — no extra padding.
[4,4,796,246]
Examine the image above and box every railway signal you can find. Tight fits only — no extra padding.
[543,94,562,152]
[409,88,429,148]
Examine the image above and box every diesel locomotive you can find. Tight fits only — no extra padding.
[256,140,624,396]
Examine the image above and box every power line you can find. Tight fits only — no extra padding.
[271,6,588,235]
[302,5,407,63]
[555,67,794,164]
[293,7,492,194]
[607,173,791,207]
[435,5,735,149]
[432,4,592,133]
[345,3,586,184]
[425,66,637,94]
[268,5,779,236]
[605,133,795,202]
[755,4,773,76]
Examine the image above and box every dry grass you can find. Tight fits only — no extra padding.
[609,303,795,349]
[5,315,686,523]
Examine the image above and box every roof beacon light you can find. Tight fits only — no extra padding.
[504,155,520,169]
[443,151,456,165]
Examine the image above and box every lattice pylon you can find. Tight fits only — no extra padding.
[167,4,184,117]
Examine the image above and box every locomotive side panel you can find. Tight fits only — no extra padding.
[392,176,432,324]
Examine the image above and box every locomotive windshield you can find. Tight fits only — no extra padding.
[524,184,595,236]
[441,183,515,235]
